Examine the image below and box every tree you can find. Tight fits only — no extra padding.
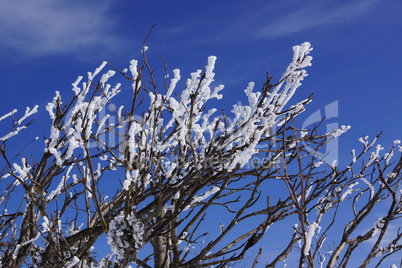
[0,41,401,268]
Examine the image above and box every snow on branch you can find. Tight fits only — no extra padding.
[107,212,145,260]
[16,105,39,126]
[331,125,351,138]
[4,41,401,268]
[0,109,17,122]
[11,158,32,186]
[184,186,220,211]
[304,222,320,256]
[0,105,38,141]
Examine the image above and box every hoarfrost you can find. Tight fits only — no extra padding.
[359,135,369,146]
[374,241,395,257]
[17,105,39,126]
[314,161,324,168]
[184,186,220,211]
[304,222,319,256]
[124,169,140,191]
[66,256,80,267]
[0,105,38,141]
[372,217,385,237]
[46,164,75,201]
[351,149,357,164]
[42,216,52,232]
[359,177,374,200]
[340,182,359,201]
[12,158,31,183]
[129,60,139,84]
[100,70,116,86]
[0,42,324,265]
[0,109,17,122]
[331,125,351,138]
[107,212,145,260]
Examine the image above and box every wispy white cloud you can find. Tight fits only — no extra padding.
[254,0,380,39]
[0,0,125,58]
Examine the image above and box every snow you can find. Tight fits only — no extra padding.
[107,212,145,260]
[191,186,220,203]
[331,125,351,138]
[123,169,140,191]
[17,105,39,126]
[47,164,74,201]
[166,69,181,99]
[178,232,188,244]
[292,42,313,64]
[45,92,61,120]
[48,147,63,166]
[42,216,52,232]
[184,186,220,211]
[372,217,385,237]
[304,222,319,256]
[100,70,116,86]
[127,122,142,163]
[66,256,80,267]
[45,124,60,152]
[0,105,38,141]
[88,61,107,81]
[244,82,259,109]
[314,161,324,168]
[0,42,338,266]
[12,158,32,185]
[129,60,139,84]
[366,144,384,166]
[21,232,41,247]
[0,126,27,141]
[359,177,374,200]
[340,182,359,201]
[12,244,21,260]
[0,109,17,122]
[358,135,370,149]
[351,149,357,164]
[95,114,110,136]
[64,130,80,161]
[72,76,83,95]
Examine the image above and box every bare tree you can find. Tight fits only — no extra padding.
[0,42,401,268]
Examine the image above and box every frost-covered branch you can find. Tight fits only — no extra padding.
[0,41,401,268]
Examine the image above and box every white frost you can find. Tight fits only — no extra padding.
[66,256,80,267]
[107,212,145,259]
[340,182,359,201]
[304,222,319,256]
[359,177,374,200]
[372,217,385,237]
[0,109,17,122]
[42,216,52,232]
[331,125,351,138]
[184,186,220,211]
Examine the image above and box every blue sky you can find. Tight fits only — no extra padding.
[0,0,402,265]
[1,0,401,161]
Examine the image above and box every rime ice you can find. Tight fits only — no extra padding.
[107,212,145,260]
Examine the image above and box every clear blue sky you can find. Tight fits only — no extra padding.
[0,0,401,265]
